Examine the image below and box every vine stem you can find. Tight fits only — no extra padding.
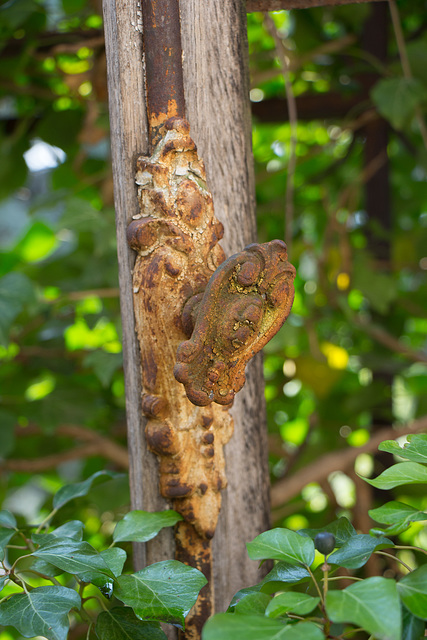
[24,568,62,586]
[394,544,427,557]
[305,563,331,636]
[306,564,324,603]
[35,508,58,534]
[324,575,363,582]
[388,0,427,150]
[375,550,413,573]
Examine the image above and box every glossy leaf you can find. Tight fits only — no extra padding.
[0,528,15,561]
[369,501,427,535]
[261,562,311,586]
[371,77,427,129]
[397,565,427,620]
[32,535,115,584]
[265,592,320,618]
[0,576,8,594]
[100,547,127,577]
[0,586,81,640]
[247,528,315,566]
[228,585,262,610]
[379,435,427,464]
[326,577,401,640]
[0,510,16,528]
[402,604,426,640]
[114,560,207,628]
[234,592,271,616]
[95,606,168,640]
[50,520,85,541]
[362,462,427,490]
[113,510,183,543]
[202,614,324,640]
[0,272,34,345]
[53,470,125,509]
[328,534,393,569]
[299,517,356,547]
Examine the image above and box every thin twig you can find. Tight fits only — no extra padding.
[271,414,427,507]
[1,424,129,473]
[375,550,413,573]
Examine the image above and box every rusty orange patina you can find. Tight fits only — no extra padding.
[127,116,295,638]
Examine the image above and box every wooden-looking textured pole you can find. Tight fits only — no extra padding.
[103,0,175,575]
[104,0,272,636]
[180,0,271,612]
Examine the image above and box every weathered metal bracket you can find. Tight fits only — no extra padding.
[174,240,295,407]
[128,116,295,539]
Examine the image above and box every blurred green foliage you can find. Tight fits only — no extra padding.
[0,2,427,636]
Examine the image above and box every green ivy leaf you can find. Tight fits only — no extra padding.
[397,565,427,620]
[261,561,311,586]
[298,517,356,547]
[83,350,123,387]
[0,528,15,561]
[53,470,125,509]
[113,510,183,543]
[0,510,16,528]
[402,604,426,640]
[328,534,393,569]
[265,592,320,618]
[228,586,262,610]
[0,586,81,640]
[379,435,427,464]
[326,577,401,640]
[369,501,427,535]
[32,535,115,585]
[50,520,85,541]
[234,592,271,616]
[114,560,207,629]
[202,614,324,640]
[0,576,8,594]
[246,529,315,565]
[362,462,427,490]
[0,272,34,345]
[371,77,427,130]
[100,547,127,578]
[95,607,168,640]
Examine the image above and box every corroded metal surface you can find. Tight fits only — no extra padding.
[128,116,295,637]
[175,522,213,640]
[174,240,295,406]
[127,117,233,540]
[141,0,186,146]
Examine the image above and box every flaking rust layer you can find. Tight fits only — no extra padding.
[127,117,233,538]
[127,116,296,541]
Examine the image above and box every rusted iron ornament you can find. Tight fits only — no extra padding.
[127,116,296,539]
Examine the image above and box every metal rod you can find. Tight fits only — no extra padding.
[141,0,186,146]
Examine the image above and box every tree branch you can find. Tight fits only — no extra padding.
[1,424,129,473]
[247,0,386,11]
[271,415,427,507]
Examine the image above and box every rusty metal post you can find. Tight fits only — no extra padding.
[128,3,295,638]
[141,0,186,146]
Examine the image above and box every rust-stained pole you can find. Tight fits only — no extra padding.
[139,3,214,639]
[141,0,186,147]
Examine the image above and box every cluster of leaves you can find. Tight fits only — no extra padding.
[0,0,126,499]
[0,471,206,640]
[203,435,427,640]
[247,3,427,535]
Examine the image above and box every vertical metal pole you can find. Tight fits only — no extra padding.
[141,0,186,146]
